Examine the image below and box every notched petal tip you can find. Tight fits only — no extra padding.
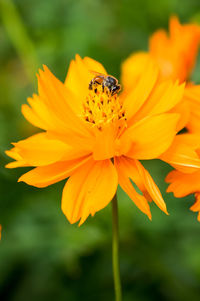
[5,163,13,169]
[147,212,152,221]
[75,53,81,60]
[42,64,48,71]
[5,162,18,169]
[17,176,23,183]
[78,216,88,227]
[166,185,173,193]
[5,150,13,157]
[37,68,44,78]
[61,159,118,225]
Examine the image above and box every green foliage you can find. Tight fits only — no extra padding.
[0,0,200,300]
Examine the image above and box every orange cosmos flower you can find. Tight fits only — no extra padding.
[166,134,200,221]
[122,16,200,87]
[150,17,200,134]
[6,54,198,225]
[122,16,200,134]
[149,16,200,82]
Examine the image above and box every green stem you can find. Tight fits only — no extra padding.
[112,194,122,301]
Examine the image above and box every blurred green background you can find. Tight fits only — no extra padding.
[1,0,200,300]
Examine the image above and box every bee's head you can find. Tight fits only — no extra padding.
[111,85,121,95]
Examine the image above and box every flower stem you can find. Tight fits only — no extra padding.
[112,194,122,301]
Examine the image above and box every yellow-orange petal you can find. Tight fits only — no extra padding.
[169,97,190,132]
[121,52,153,92]
[18,155,92,188]
[169,16,200,79]
[133,80,185,123]
[65,54,90,93]
[149,16,200,82]
[61,159,118,225]
[45,130,94,158]
[190,193,200,221]
[22,104,46,130]
[166,169,200,197]
[122,60,159,120]
[92,124,117,160]
[184,84,200,133]
[5,147,28,168]
[5,160,28,169]
[21,94,54,131]
[38,65,90,138]
[11,133,82,166]
[160,134,200,173]
[83,56,107,75]
[134,160,168,214]
[149,29,180,81]
[190,193,200,213]
[172,133,200,150]
[64,55,107,113]
[120,113,179,160]
[114,156,152,219]
[5,147,22,160]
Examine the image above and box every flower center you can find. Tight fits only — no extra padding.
[82,84,126,130]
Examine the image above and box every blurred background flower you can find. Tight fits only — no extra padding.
[1,0,200,300]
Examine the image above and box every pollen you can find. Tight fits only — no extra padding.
[83,85,126,130]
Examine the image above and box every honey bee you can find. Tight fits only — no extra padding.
[89,72,121,95]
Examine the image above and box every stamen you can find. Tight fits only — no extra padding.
[82,84,126,130]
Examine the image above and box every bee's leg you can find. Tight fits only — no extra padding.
[102,84,105,93]
[89,81,93,90]
[94,80,101,85]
